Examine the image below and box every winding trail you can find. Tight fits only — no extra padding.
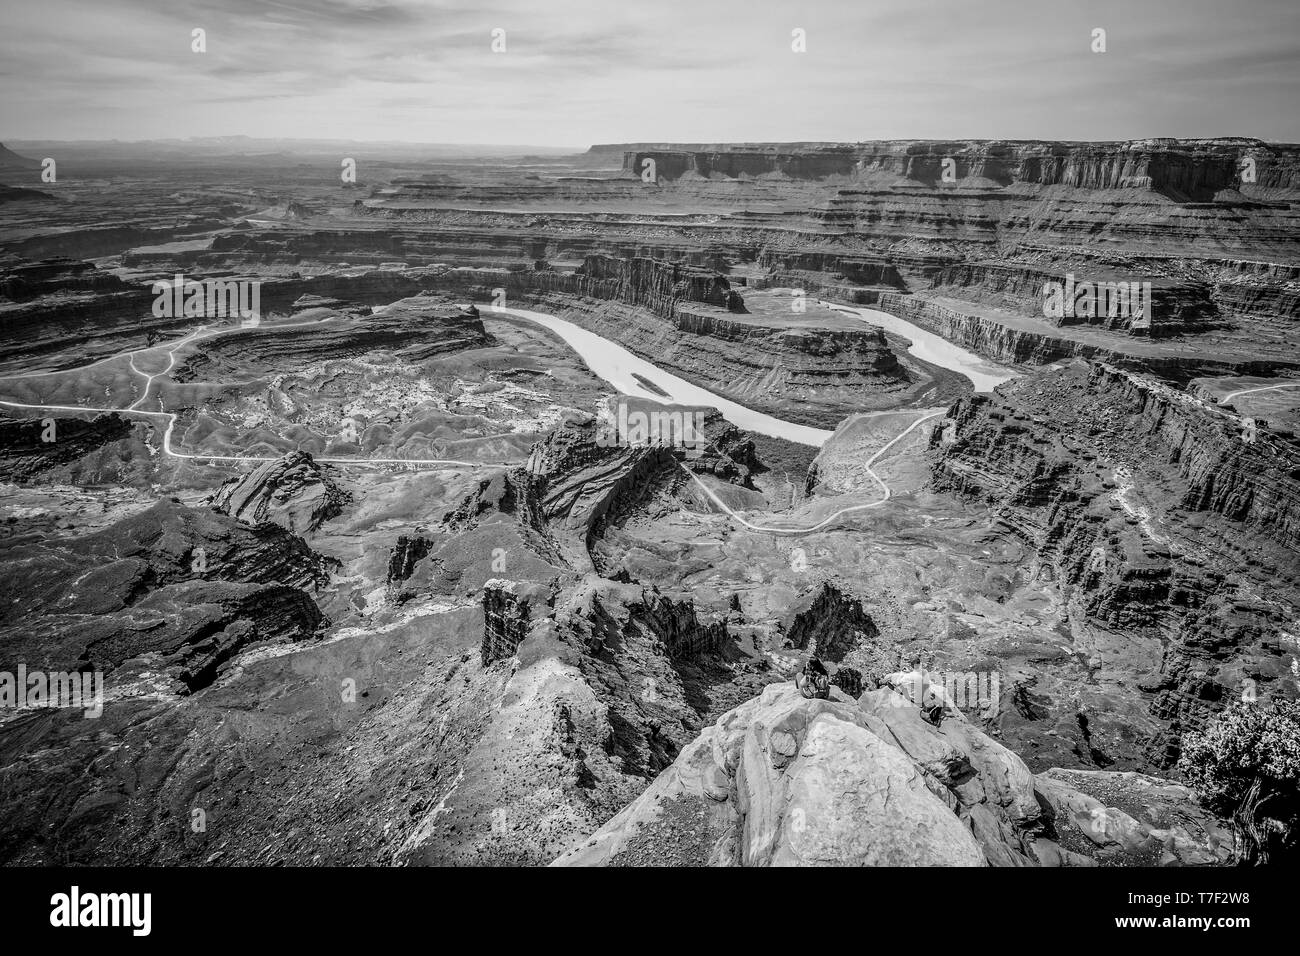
[682,411,945,536]
[486,305,949,533]
[1221,382,1300,403]
[1,308,949,520]
[0,317,512,470]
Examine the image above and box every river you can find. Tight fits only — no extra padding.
[491,303,1016,448]
[821,301,1017,395]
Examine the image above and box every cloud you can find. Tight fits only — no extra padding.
[2,0,1296,144]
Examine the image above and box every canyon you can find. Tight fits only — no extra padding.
[0,135,1296,866]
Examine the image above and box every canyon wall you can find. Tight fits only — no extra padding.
[929,362,1300,770]
[872,291,1300,379]
[626,139,1300,197]
[419,259,918,427]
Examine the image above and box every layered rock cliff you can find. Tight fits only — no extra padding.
[0,413,135,482]
[186,296,495,373]
[873,291,1300,379]
[929,360,1300,770]
[625,138,1300,198]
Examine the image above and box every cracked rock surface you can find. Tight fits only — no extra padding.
[555,680,1232,867]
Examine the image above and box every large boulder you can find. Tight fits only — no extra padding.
[553,680,1232,867]
[554,683,987,866]
[1033,768,1234,866]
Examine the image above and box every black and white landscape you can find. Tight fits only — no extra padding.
[0,0,1297,873]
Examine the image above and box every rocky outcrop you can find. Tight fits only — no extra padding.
[524,420,684,570]
[391,416,741,599]
[682,409,761,484]
[553,680,1230,866]
[554,682,993,866]
[934,361,1300,556]
[781,582,879,663]
[441,469,547,535]
[830,665,864,698]
[929,360,1300,770]
[636,590,731,661]
[1087,364,1300,547]
[386,534,433,585]
[397,573,769,865]
[755,250,905,288]
[428,421,681,576]
[877,292,1090,363]
[481,579,553,665]
[1034,768,1233,866]
[0,499,327,691]
[210,451,349,536]
[0,413,135,482]
[94,579,323,692]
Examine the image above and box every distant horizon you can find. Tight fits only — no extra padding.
[3,0,1297,145]
[5,133,1299,154]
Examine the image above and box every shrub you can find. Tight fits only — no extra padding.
[1178,700,1300,864]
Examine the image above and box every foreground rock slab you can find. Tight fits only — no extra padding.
[554,681,1232,867]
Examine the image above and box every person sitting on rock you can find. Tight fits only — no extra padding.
[830,665,864,700]
[795,657,831,700]
[919,683,947,726]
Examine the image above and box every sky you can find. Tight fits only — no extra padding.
[2,0,1297,147]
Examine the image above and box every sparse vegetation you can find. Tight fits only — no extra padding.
[1178,700,1300,864]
